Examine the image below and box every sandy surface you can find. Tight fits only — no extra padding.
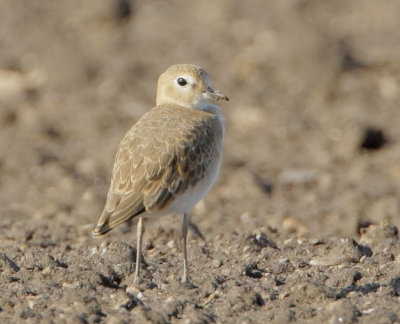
[1,0,400,323]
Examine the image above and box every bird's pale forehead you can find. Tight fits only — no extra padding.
[164,64,208,80]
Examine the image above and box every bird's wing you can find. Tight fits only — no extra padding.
[92,106,222,237]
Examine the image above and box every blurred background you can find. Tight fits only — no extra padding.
[1,0,400,247]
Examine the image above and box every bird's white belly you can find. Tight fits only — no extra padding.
[171,153,222,213]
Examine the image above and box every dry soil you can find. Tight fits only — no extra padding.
[1,1,400,323]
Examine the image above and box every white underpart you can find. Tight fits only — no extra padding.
[168,147,222,215]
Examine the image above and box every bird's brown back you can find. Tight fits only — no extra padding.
[93,104,223,236]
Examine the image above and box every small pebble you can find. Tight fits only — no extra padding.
[279,258,289,264]
[310,257,351,266]
[212,259,222,268]
[279,169,317,185]
[245,264,263,278]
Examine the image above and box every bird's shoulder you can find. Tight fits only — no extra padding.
[120,104,222,151]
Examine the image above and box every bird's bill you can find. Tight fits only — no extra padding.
[203,87,229,101]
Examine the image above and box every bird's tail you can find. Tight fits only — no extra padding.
[92,206,146,237]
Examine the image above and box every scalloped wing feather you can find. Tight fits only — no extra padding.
[92,105,223,237]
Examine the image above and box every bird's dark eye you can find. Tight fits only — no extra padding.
[177,77,187,86]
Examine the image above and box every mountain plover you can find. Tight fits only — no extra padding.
[93,64,228,284]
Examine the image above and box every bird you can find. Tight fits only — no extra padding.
[92,64,228,285]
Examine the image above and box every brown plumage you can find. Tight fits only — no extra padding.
[93,105,223,236]
[92,64,228,284]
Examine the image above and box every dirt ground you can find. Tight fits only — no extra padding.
[1,0,400,323]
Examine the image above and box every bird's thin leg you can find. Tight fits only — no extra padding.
[134,217,144,283]
[182,213,190,284]
[188,220,205,241]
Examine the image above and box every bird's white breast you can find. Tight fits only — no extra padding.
[167,146,222,214]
